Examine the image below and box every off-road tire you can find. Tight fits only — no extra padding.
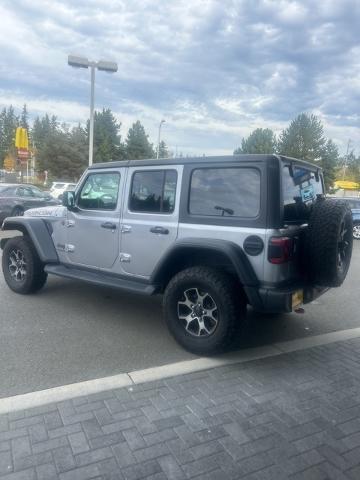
[163,266,246,355]
[2,236,47,294]
[306,199,353,287]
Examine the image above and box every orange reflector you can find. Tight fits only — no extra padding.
[292,290,304,309]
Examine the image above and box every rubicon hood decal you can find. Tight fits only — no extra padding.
[24,206,67,218]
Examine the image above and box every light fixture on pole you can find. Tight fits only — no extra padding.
[68,55,118,166]
[157,119,165,159]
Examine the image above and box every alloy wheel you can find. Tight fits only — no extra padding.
[353,224,360,240]
[177,287,218,337]
[8,249,27,282]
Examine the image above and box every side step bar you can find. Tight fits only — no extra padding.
[44,264,156,295]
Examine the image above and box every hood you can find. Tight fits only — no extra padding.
[24,206,67,218]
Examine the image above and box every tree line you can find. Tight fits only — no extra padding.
[234,113,360,191]
[1,105,358,190]
[0,105,169,181]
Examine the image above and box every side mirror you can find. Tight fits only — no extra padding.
[62,191,75,209]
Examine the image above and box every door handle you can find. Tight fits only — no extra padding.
[101,222,117,230]
[150,226,169,235]
[121,224,132,233]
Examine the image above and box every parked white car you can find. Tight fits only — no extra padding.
[50,182,77,200]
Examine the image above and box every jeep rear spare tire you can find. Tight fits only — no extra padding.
[307,199,353,287]
[163,266,246,355]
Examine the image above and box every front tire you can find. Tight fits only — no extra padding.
[2,236,47,294]
[163,267,246,355]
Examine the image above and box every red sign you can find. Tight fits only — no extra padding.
[17,148,29,159]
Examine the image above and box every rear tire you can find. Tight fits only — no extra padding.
[306,199,353,287]
[2,236,47,294]
[163,266,246,355]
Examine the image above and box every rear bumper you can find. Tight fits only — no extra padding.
[245,284,329,313]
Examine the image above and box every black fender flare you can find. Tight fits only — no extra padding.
[150,238,259,287]
[1,217,59,263]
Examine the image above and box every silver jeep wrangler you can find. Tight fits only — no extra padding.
[0,155,353,354]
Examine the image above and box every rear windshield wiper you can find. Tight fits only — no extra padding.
[214,205,234,216]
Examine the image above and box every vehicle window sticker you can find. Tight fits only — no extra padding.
[300,184,315,203]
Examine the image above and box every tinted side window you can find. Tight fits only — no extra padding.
[129,170,177,213]
[17,187,33,197]
[30,187,45,198]
[189,168,260,217]
[347,200,360,209]
[78,172,120,210]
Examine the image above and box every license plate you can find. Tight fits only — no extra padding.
[292,290,304,309]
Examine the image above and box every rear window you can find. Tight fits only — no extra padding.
[189,167,260,217]
[283,165,324,223]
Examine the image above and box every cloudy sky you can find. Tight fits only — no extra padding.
[0,0,359,156]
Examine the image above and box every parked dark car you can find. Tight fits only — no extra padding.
[344,197,360,239]
[0,184,60,223]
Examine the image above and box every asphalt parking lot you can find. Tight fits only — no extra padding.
[0,232,359,399]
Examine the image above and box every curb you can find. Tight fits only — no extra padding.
[1,327,360,414]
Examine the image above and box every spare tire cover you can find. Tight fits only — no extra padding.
[306,199,353,287]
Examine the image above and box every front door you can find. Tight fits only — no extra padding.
[65,169,124,270]
[120,166,181,278]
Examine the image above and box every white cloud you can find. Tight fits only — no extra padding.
[0,0,358,157]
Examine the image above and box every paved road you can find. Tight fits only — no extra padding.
[1,337,360,479]
[0,231,359,398]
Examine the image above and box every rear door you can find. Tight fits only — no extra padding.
[267,162,325,283]
[120,166,181,278]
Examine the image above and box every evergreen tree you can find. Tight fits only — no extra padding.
[31,114,59,172]
[0,106,19,166]
[234,128,276,154]
[20,104,29,131]
[31,114,57,151]
[125,121,154,159]
[343,151,360,184]
[320,139,339,191]
[36,125,88,181]
[90,108,125,163]
[278,113,326,162]
[158,140,169,159]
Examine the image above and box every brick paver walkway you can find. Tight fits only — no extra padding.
[2,338,360,479]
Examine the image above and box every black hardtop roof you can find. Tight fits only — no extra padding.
[88,154,321,171]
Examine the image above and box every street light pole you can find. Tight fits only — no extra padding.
[68,55,118,167]
[89,64,96,166]
[157,119,165,159]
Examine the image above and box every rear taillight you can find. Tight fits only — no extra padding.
[268,237,294,264]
